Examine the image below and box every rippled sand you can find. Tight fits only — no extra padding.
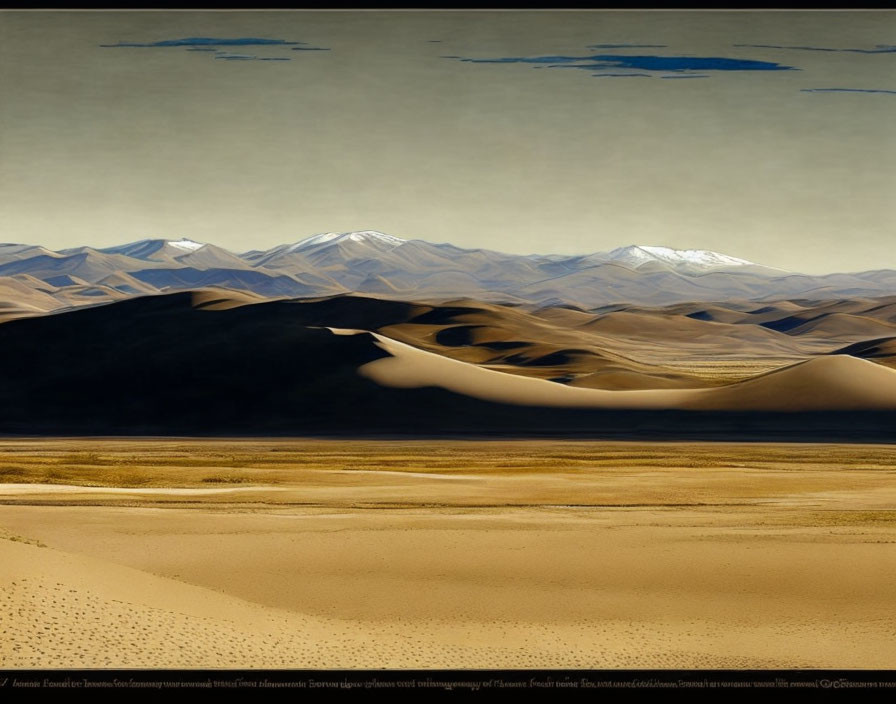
[2,438,895,669]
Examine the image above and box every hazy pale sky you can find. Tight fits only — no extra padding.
[1,10,894,273]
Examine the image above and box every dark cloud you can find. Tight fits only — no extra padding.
[735,43,896,54]
[801,88,896,95]
[450,54,797,75]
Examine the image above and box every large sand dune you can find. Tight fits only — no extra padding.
[0,290,894,436]
[682,355,896,411]
[357,329,896,412]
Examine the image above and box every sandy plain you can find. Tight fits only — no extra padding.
[1,438,895,670]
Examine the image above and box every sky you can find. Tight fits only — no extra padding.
[0,9,894,274]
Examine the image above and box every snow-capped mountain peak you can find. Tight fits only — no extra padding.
[606,245,755,269]
[290,230,407,250]
[168,238,206,252]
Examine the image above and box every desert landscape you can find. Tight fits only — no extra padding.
[3,438,896,669]
[2,9,895,678]
[2,244,896,673]
[1,264,896,671]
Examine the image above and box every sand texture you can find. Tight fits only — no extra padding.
[2,438,896,669]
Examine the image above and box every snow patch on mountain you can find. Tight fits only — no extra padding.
[606,245,755,269]
[292,231,407,250]
[168,238,206,252]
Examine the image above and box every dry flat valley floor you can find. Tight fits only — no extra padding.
[1,438,895,669]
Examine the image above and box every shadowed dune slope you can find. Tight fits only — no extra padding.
[832,336,896,369]
[0,291,894,438]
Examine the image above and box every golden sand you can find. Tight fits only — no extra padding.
[2,438,895,669]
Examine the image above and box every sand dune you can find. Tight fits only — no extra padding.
[357,330,896,412]
[568,369,702,390]
[357,330,696,409]
[0,277,65,318]
[1,291,895,435]
[832,336,896,369]
[578,310,768,339]
[783,312,896,339]
[681,355,896,411]
[191,288,274,310]
[378,298,815,388]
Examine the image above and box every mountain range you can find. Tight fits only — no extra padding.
[2,231,895,317]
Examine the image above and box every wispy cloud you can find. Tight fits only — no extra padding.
[801,88,896,95]
[592,73,652,78]
[735,43,896,54]
[100,36,329,63]
[588,44,668,49]
[101,37,304,48]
